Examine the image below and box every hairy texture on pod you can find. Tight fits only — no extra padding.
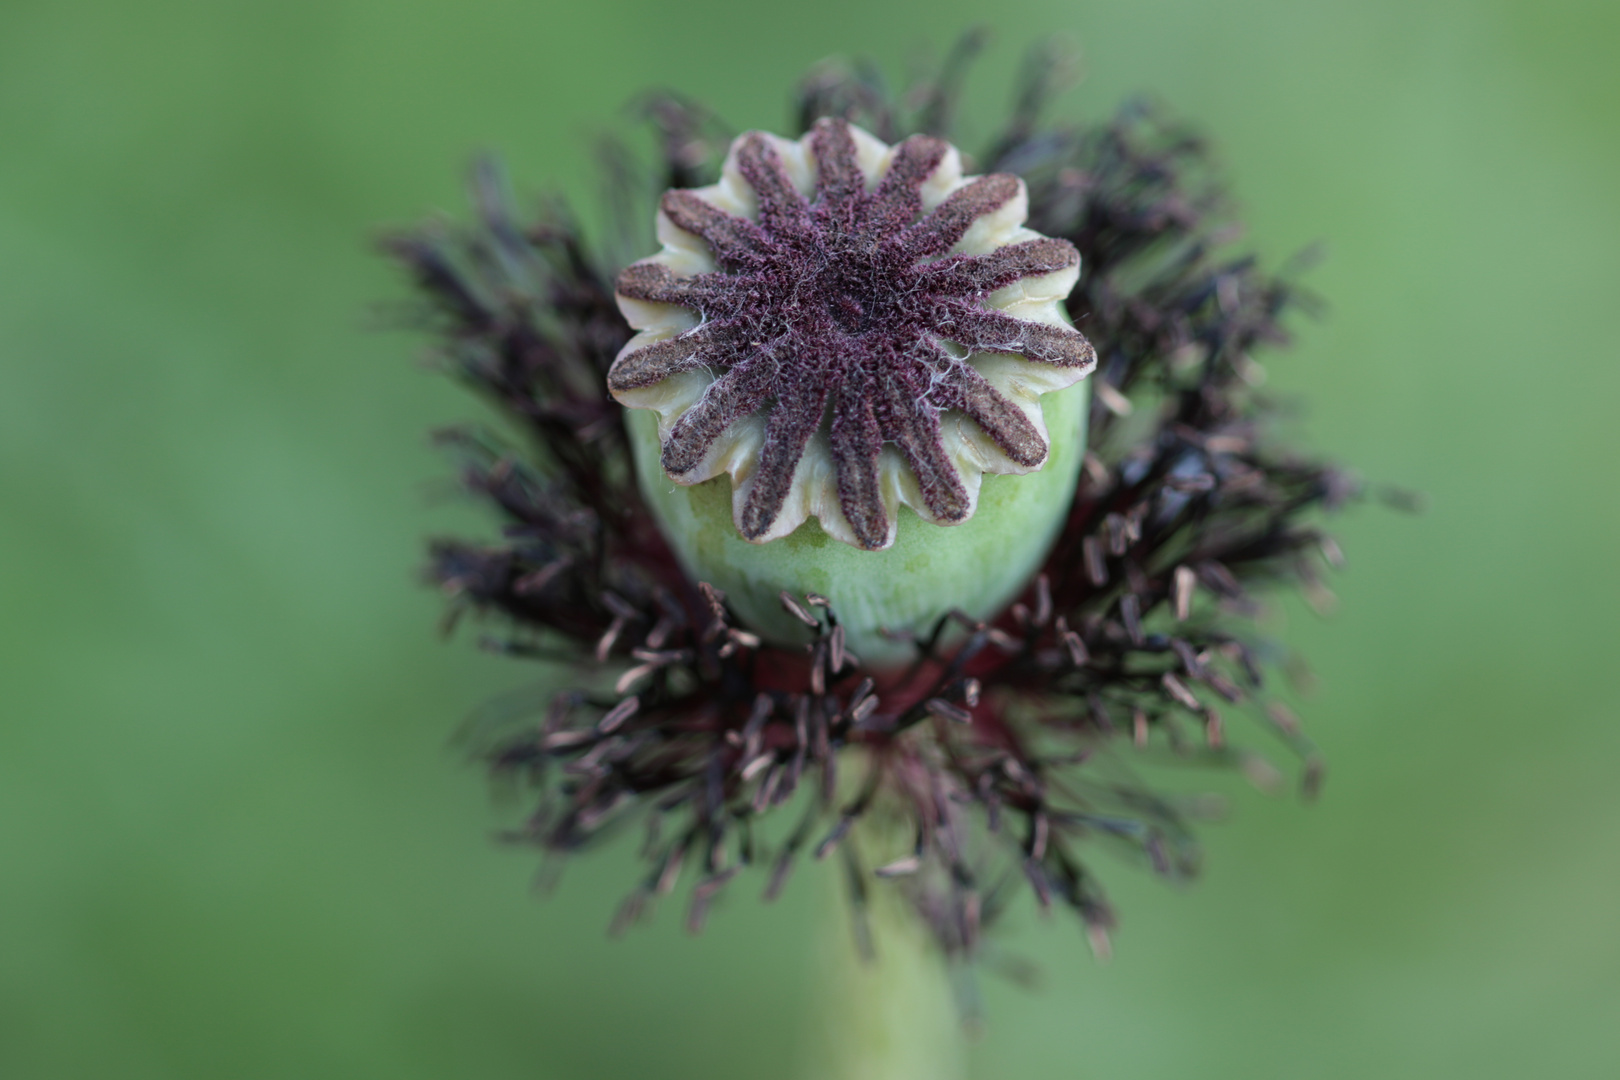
[610,119,1094,553]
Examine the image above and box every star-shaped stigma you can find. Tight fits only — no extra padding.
[609,118,1096,551]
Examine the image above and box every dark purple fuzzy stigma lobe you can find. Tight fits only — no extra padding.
[609,117,1095,548]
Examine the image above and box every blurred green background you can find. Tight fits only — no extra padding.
[3,0,1617,1077]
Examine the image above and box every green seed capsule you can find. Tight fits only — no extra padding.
[610,120,1095,662]
[628,382,1087,663]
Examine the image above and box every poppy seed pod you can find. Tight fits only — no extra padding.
[611,120,1095,659]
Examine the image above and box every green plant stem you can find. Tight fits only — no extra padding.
[804,867,966,1080]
